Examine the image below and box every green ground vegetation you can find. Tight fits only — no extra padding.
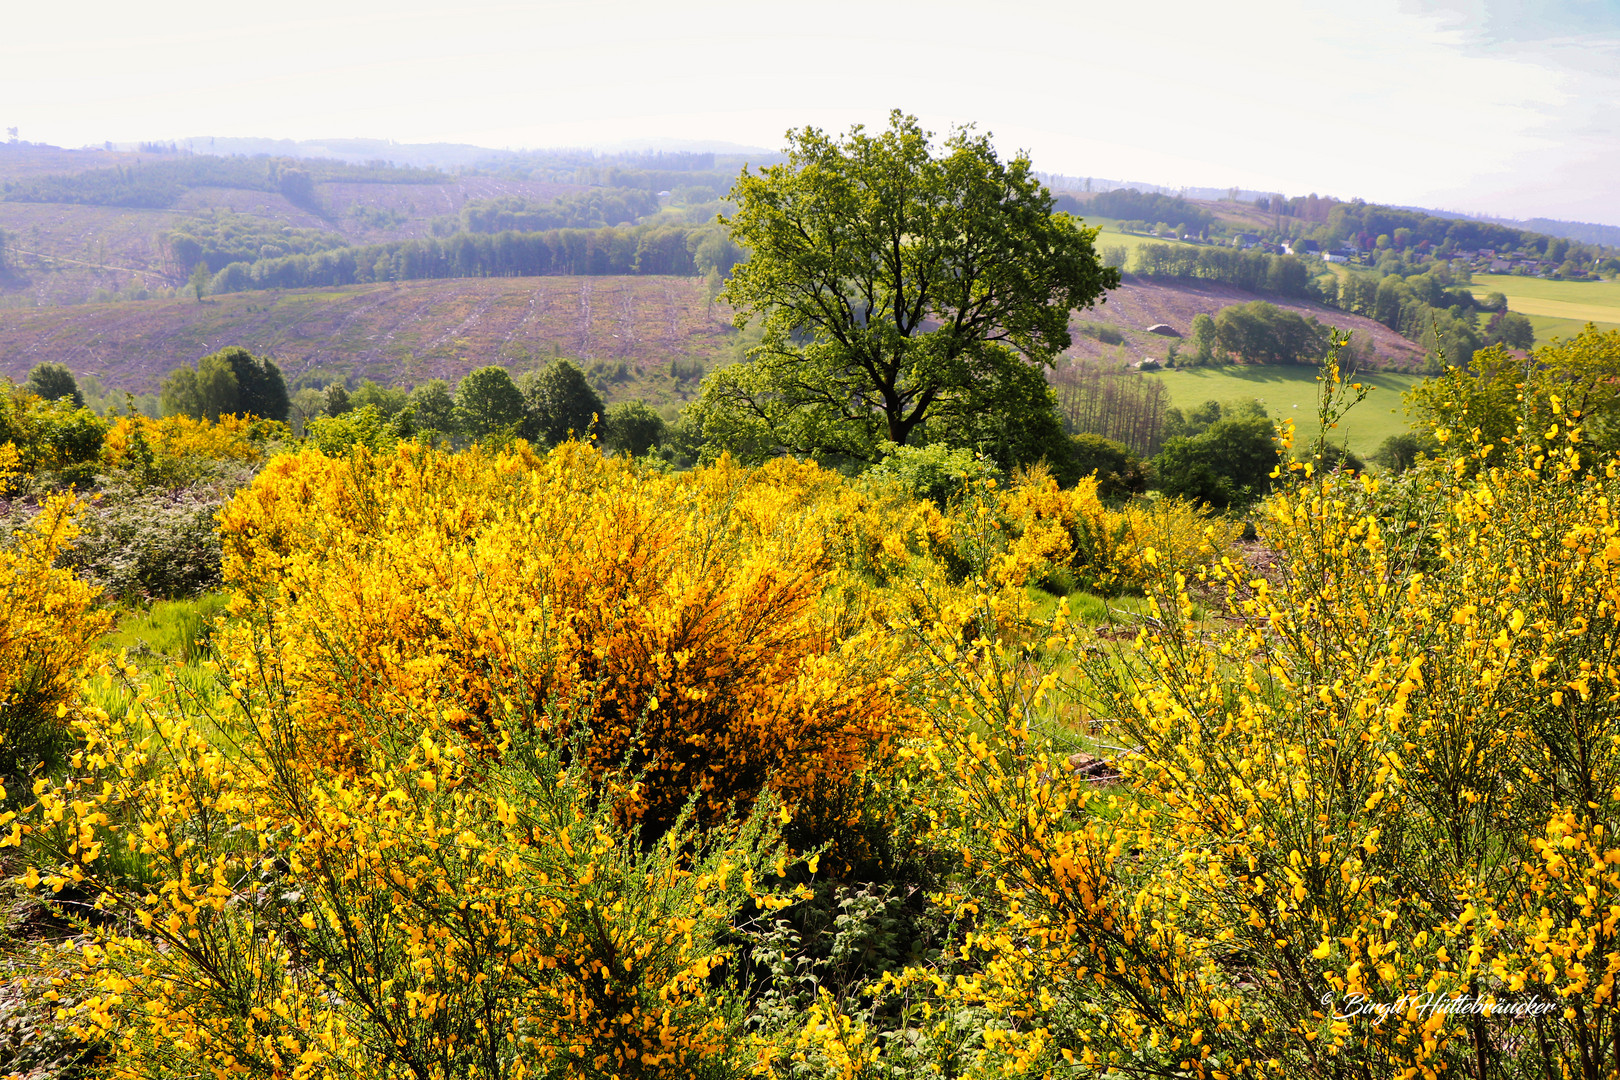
[1148,363,1425,459]
[1468,273,1620,343]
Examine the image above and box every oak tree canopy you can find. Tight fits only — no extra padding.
[695,110,1119,464]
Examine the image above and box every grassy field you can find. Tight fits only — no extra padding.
[1149,364,1427,459]
[1081,216,1205,260]
[1468,273,1620,344]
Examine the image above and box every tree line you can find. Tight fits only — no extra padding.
[165,210,349,276]
[205,221,745,294]
[1,155,443,210]
[436,189,662,235]
[1054,188,1214,233]
[1129,242,1315,295]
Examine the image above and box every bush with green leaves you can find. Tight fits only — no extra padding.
[159,346,290,423]
[521,359,604,446]
[22,363,84,408]
[54,477,247,599]
[454,365,528,444]
[862,442,1001,508]
[1152,413,1281,510]
[0,385,107,490]
[603,399,667,457]
[306,404,398,455]
[1068,433,1148,499]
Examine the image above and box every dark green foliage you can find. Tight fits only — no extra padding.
[603,400,666,457]
[0,389,107,489]
[1212,301,1330,365]
[454,366,528,443]
[323,383,352,418]
[699,111,1117,465]
[1189,313,1217,365]
[349,380,408,417]
[1373,432,1437,473]
[922,363,1085,486]
[59,482,239,599]
[1161,397,1267,443]
[1485,311,1536,350]
[167,209,346,274]
[1069,188,1213,232]
[405,380,458,442]
[1069,433,1148,499]
[1153,414,1281,510]
[307,405,398,455]
[1130,244,1314,298]
[520,360,604,446]
[22,363,83,408]
[450,190,659,234]
[1308,442,1365,473]
[204,221,713,294]
[160,348,288,423]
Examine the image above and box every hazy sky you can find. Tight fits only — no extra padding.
[5,0,1616,224]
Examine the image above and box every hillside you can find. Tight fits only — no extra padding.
[0,155,591,306]
[0,267,1426,417]
[0,276,735,400]
[1067,275,1426,369]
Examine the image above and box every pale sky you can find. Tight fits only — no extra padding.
[4,0,1616,224]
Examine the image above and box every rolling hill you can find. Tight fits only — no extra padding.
[0,276,735,400]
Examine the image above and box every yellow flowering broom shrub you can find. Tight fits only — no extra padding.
[10,669,794,1080]
[213,441,911,833]
[784,353,1620,1079]
[7,442,923,1080]
[100,413,279,489]
[1001,466,1239,596]
[0,444,112,789]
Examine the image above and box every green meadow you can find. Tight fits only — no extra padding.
[1468,273,1620,344]
[1148,364,1427,460]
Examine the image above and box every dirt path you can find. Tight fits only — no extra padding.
[13,247,171,282]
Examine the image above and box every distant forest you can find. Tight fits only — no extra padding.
[205,222,744,293]
[0,155,441,210]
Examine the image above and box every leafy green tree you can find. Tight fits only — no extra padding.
[926,362,1085,484]
[350,379,408,417]
[1410,327,1620,463]
[1189,314,1217,365]
[159,347,288,422]
[1153,414,1281,510]
[406,380,458,442]
[307,404,395,455]
[1372,432,1434,473]
[520,360,603,446]
[695,110,1118,464]
[160,353,236,421]
[217,347,289,422]
[23,362,84,408]
[1485,311,1536,351]
[862,442,1001,508]
[454,366,528,444]
[1069,433,1148,499]
[324,383,352,417]
[188,261,210,302]
[603,400,666,457]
